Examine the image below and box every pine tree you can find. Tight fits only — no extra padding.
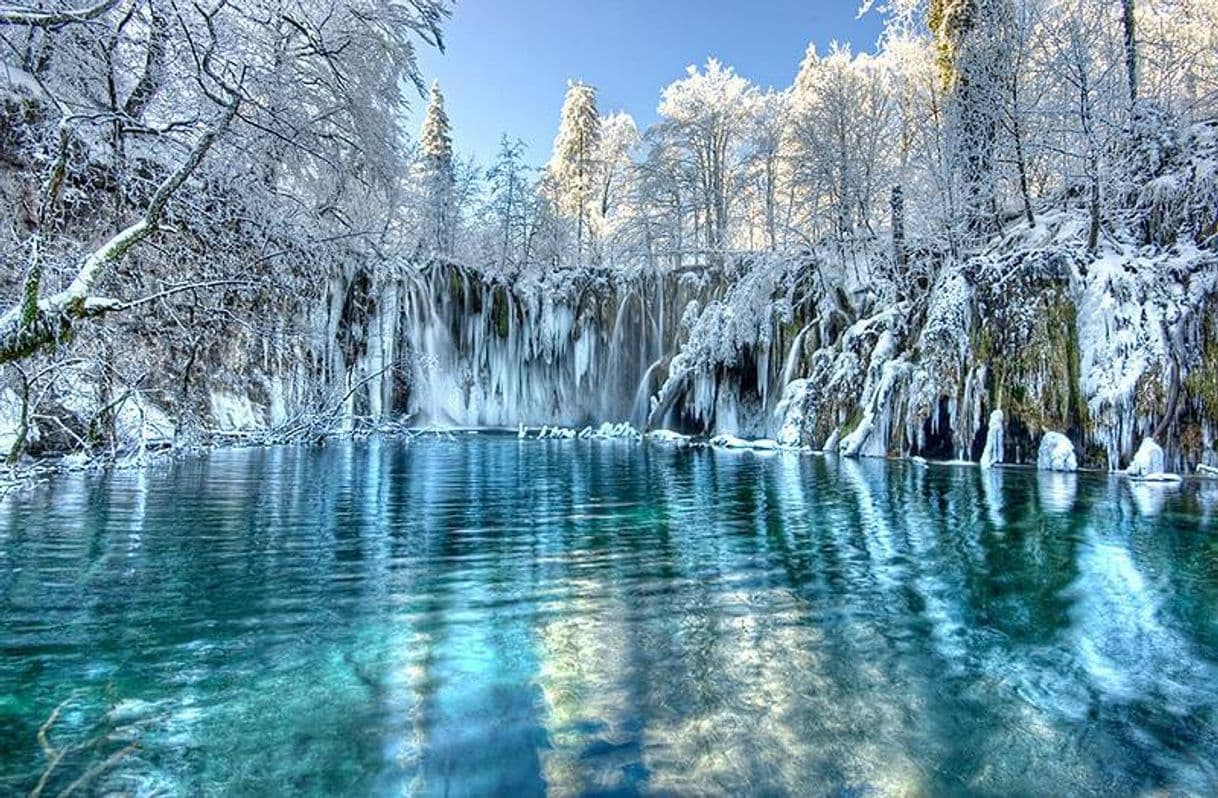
[420,81,456,256]
[545,81,602,263]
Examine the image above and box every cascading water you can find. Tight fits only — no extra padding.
[325,264,733,429]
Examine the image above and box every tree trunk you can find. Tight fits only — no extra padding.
[890,185,907,274]
[1122,0,1138,105]
[1013,123,1036,228]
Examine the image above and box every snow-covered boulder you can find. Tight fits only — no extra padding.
[710,434,780,451]
[1126,437,1165,478]
[1037,431,1078,472]
[979,410,1004,469]
[114,392,176,451]
[1133,472,1183,483]
[646,429,691,446]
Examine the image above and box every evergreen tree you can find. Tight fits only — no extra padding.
[545,81,602,263]
[420,81,456,256]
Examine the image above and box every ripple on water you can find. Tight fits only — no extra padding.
[1,439,1217,795]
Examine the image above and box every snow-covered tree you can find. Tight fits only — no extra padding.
[595,112,639,242]
[419,81,457,256]
[656,59,756,259]
[930,0,1013,240]
[545,81,602,263]
[483,135,537,272]
[742,90,789,250]
[0,0,452,364]
[785,44,895,251]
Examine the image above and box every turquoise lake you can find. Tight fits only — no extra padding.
[2,436,1218,795]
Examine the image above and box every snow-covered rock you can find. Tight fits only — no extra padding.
[646,429,692,446]
[710,434,780,451]
[1037,431,1078,472]
[114,392,176,450]
[210,391,264,431]
[1132,472,1183,483]
[1126,437,1165,478]
[979,409,1004,469]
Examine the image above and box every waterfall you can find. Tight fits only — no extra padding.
[630,357,667,429]
[306,260,816,438]
[776,319,815,404]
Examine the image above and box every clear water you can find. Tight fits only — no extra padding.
[2,436,1218,796]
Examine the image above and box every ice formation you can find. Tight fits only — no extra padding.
[1127,437,1166,478]
[1037,432,1079,472]
[979,410,1004,469]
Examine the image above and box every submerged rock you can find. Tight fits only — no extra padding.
[1127,437,1165,478]
[980,410,1004,469]
[1037,431,1078,472]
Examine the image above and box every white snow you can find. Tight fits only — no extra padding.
[646,429,692,445]
[1136,472,1183,483]
[210,392,264,431]
[710,434,780,451]
[114,392,176,451]
[1037,431,1078,472]
[1126,437,1165,478]
[0,388,29,456]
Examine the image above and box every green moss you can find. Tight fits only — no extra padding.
[448,269,465,307]
[839,409,863,438]
[976,288,1088,436]
[1184,306,1218,419]
[491,288,511,338]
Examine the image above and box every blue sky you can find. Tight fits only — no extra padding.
[411,1,886,165]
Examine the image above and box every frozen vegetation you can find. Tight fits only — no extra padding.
[1,0,1216,475]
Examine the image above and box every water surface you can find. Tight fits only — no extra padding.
[2,437,1218,795]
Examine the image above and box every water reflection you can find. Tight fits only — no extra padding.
[1037,470,1078,514]
[1,438,1217,795]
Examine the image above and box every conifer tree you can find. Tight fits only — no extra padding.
[545,82,602,262]
[420,81,456,256]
